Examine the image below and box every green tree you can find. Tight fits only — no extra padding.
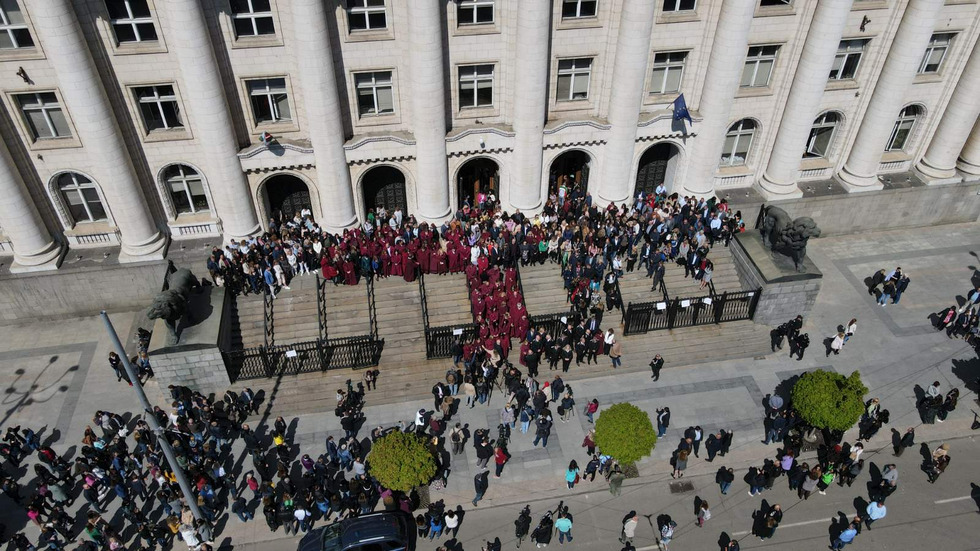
[367,431,437,491]
[594,403,657,465]
[791,369,868,432]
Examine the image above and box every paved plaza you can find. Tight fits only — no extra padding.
[0,222,979,550]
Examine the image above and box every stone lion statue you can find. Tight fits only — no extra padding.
[761,206,821,272]
[147,267,200,342]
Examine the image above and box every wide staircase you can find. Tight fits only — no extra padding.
[323,280,372,339]
[421,272,475,327]
[268,274,319,344]
[618,245,743,305]
[233,293,266,349]
[520,262,571,316]
[372,276,427,364]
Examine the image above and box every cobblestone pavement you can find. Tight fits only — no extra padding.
[0,223,978,550]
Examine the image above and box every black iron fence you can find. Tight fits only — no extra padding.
[530,311,581,337]
[623,288,762,336]
[317,276,329,340]
[263,288,275,347]
[223,336,385,381]
[366,276,380,339]
[424,323,478,359]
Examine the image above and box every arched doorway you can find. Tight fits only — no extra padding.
[265,174,312,223]
[549,150,591,196]
[362,166,407,215]
[457,158,499,208]
[634,143,680,197]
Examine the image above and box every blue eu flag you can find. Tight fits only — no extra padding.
[673,93,693,125]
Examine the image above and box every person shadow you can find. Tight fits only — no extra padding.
[853,496,869,520]
[718,531,733,550]
[890,428,902,454]
[971,483,980,513]
[912,385,926,421]
[828,511,849,544]
[823,337,835,357]
[865,462,882,499]
[694,495,703,517]
[918,443,933,473]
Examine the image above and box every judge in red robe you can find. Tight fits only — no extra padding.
[321,256,338,280]
[403,251,417,282]
[342,260,357,286]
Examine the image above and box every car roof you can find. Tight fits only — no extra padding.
[341,512,407,546]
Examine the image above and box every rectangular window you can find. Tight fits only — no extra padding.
[64,188,107,223]
[562,0,597,19]
[556,58,593,101]
[0,0,34,49]
[459,0,494,24]
[247,78,291,124]
[459,64,494,108]
[16,92,71,140]
[105,0,157,44]
[740,45,778,88]
[348,0,386,31]
[918,33,953,74]
[829,39,866,80]
[230,0,275,38]
[759,0,791,6]
[134,85,182,132]
[662,0,696,12]
[355,71,394,116]
[650,51,686,94]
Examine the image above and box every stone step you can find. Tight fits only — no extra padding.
[323,280,371,339]
[421,273,473,327]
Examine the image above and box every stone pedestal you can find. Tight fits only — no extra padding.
[147,284,231,392]
[730,231,822,326]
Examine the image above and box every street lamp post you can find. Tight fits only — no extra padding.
[100,310,204,522]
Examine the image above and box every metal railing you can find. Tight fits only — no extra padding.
[223,336,385,381]
[530,311,580,337]
[263,288,275,348]
[418,272,431,329]
[425,323,478,359]
[622,288,761,336]
[366,276,379,339]
[316,276,329,340]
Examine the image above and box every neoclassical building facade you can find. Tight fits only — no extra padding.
[1,0,980,271]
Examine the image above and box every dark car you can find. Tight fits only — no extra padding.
[297,511,416,551]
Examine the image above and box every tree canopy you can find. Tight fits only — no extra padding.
[367,431,437,491]
[594,403,657,465]
[791,369,868,432]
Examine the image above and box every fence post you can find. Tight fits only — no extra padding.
[667,299,677,330]
[716,292,727,323]
[748,288,762,319]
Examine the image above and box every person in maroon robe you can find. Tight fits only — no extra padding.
[342,260,357,286]
[447,243,459,273]
[417,245,431,275]
[518,342,530,367]
[428,248,441,275]
[403,251,417,282]
[321,256,338,281]
[477,254,489,274]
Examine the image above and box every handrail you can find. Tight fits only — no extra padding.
[263,287,275,348]
[658,277,670,302]
[514,261,526,303]
[707,278,717,298]
[614,277,625,323]
[418,270,430,330]
[463,270,477,320]
[316,275,329,340]
[366,275,379,339]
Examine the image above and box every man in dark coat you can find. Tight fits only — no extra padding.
[472,471,489,507]
[705,431,723,462]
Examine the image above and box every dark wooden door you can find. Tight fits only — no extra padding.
[635,144,672,196]
[267,176,312,222]
[372,181,406,212]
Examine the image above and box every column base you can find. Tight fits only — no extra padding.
[320,212,360,235]
[680,183,715,197]
[416,205,453,225]
[914,157,960,184]
[223,221,262,242]
[956,156,980,178]
[754,174,804,201]
[118,232,169,264]
[835,165,884,193]
[9,241,65,273]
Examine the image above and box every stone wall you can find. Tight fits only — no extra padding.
[731,180,980,237]
[731,232,822,327]
[0,259,166,323]
[149,347,231,395]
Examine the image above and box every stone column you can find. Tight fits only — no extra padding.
[958,118,980,176]
[32,0,165,260]
[682,1,758,196]
[917,38,980,181]
[510,0,551,211]
[837,0,945,191]
[407,0,451,222]
[292,0,358,232]
[0,138,62,271]
[164,0,260,239]
[597,0,658,206]
[757,0,854,200]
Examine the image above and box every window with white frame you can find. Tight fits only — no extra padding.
[230,0,275,38]
[741,45,778,88]
[829,39,866,80]
[918,33,953,74]
[804,112,840,158]
[104,0,157,44]
[15,92,71,140]
[720,119,756,166]
[759,0,791,6]
[247,78,290,124]
[459,0,493,24]
[164,164,209,215]
[886,105,921,151]
[134,85,182,132]
[662,0,696,12]
[355,72,394,116]
[562,0,597,19]
[556,58,593,101]
[58,172,107,224]
[348,0,386,31]
[459,65,494,108]
[0,0,34,49]
[650,51,686,95]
